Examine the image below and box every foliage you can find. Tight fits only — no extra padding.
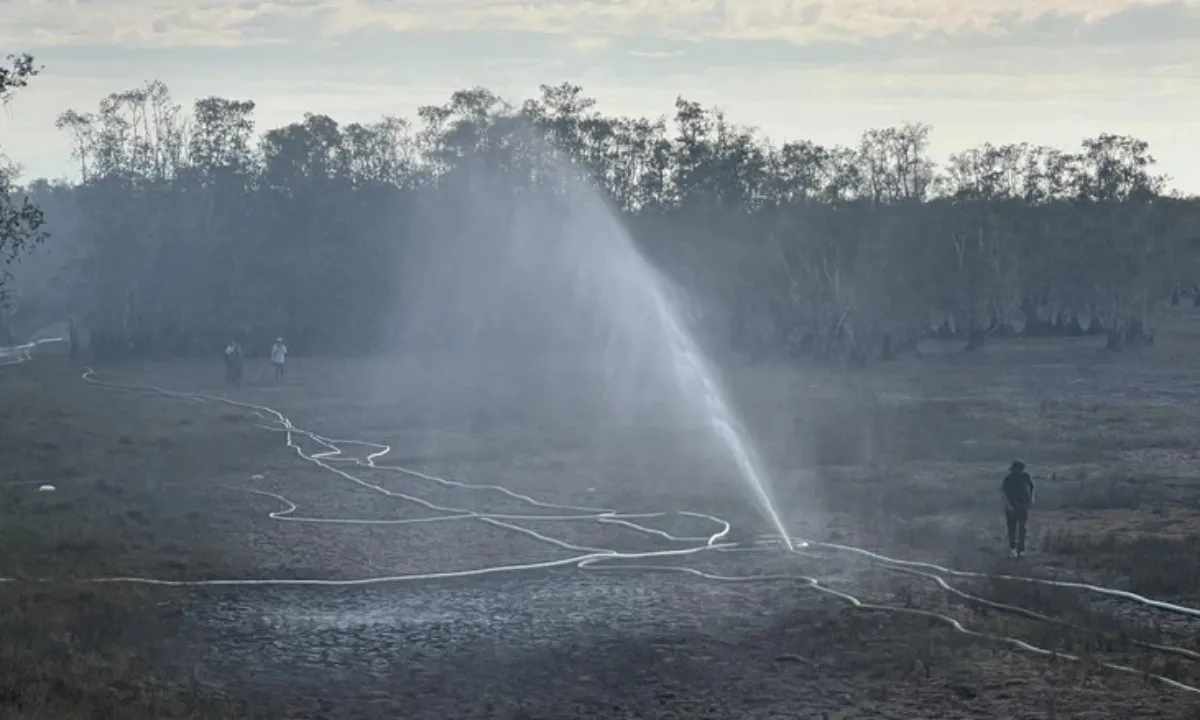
[0,53,47,307]
[9,80,1200,360]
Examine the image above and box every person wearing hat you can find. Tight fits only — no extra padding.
[1001,461,1035,557]
[270,337,288,381]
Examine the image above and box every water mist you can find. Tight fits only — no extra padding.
[582,209,793,551]
[399,156,795,551]
[529,181,794,551]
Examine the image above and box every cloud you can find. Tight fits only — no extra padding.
[568,36,612,53]
[5,0,286,47]
[319,0,1200,46]
[5,0,1200,50]
[627,50,684,59]
[4,0,1198,174]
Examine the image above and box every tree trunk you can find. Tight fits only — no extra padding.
[1086,304,1106,335]
[1022,298,1044,336]
[1124,316,1154,348]
[847,344,868,369]
[897,334,923,358]
[992,322,1016,338]
[964,314,986,351]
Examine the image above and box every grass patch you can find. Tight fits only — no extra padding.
[0,586,239,720]
[1041,531,1200,599]
[6,333,1200,717]
[0,359,274,718]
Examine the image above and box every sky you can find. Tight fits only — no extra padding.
[2,0,1199,192]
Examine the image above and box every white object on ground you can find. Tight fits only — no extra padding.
[20,365,1199,699]
[38,484,56,492]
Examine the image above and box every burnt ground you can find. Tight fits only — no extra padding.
[6,311,1200,718]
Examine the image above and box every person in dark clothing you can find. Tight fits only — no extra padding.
[1001,461,1036,557]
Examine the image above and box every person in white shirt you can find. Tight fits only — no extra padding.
[270,337,288,380]
[224,340,244,387]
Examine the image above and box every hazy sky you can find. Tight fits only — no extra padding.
[3,0,1198,191]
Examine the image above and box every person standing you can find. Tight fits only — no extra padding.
[270,337,288,381]
[224,340,236,386]
[1001,461,1036,558]
[224,339,244,388]
[231,340,244,388]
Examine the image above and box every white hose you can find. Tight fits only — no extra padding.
[1,348,1196,695]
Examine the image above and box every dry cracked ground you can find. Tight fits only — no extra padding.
[5,312,1200,718]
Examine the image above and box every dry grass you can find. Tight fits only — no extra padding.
[0,358,275,719]
[752,310,1200,703]
[6,308,1200,717]
[0,585,238,720]
[1041,530,1200,598]
[0,360,274,580]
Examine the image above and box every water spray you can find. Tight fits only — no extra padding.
[573,203,794,550]
[2,351,1198,694]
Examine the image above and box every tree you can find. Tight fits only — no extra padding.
[0,53,47,306]
[8,78,1197,362]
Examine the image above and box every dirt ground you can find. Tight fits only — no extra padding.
[5,310,1200,718]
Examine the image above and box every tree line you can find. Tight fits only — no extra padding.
[4,68,1199,362]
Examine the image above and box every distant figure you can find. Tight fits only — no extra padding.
[1001,461,1036,558]
[224,340,244,388]
[270,337,288,381]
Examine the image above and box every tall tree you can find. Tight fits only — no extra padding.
[0,53,46,307]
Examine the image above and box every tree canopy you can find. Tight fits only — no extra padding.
[0,53,46,307]
[6,79,1199,361]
